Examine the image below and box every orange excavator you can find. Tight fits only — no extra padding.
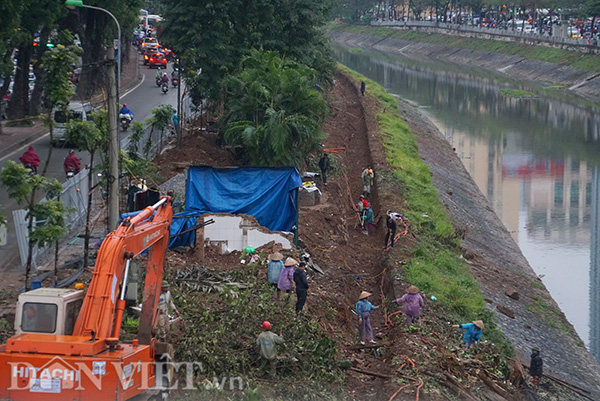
[0,196,173,401]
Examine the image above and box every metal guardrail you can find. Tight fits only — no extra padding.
[370,20,600,52]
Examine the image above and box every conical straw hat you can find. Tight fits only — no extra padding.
[359,291,372,300]
[407,285,419,294]
[473,320,484,329]
[268,252,283,261]
[284,258,298,266]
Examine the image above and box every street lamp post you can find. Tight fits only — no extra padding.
[65,0,121,102]
[65,0,121,229]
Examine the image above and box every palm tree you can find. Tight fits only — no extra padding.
[220,49,328,168]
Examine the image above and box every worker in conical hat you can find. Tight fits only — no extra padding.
[356,291,377,345]
[452,320,484,348]
[267,252,284,292]
[277,257,297,300]
[395,285,424,326]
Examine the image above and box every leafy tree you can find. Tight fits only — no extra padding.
[39,40,80,176]
[6,0,67,121]
[65,119,107,268]
[65,0,143,99]
[160,0,336,103]
[220,49,328,168]
[122,121,160,200]
[0,161,69,290]
[146,104,175,154]
[0,0,29,118]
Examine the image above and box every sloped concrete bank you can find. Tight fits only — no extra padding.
[330,30,600,104]
[338,32,600,397]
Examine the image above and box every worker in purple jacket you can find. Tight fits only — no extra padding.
[395,285,424,326]
[277,257,296,299]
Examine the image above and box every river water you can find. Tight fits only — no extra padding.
[333,45,600,360]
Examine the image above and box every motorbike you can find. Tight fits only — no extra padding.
[65,167,78,179]
[23,164,37,175]
[120,114,132,131]
[161,82,169,94]
[171,77,179,87]
[155,76,161,87]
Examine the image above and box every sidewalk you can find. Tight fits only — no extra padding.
[0,46,142,160]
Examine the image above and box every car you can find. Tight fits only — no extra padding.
[148,52,167,68]
[143,48,160,65]
[568,26,581,38]
[139,37,158,52]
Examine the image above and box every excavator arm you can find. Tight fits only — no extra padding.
[0,197,175,401]
[73,196,173,342]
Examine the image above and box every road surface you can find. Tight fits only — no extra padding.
[0,58,177,273]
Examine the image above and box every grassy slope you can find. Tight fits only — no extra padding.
[330,24,600,72]
[338,64,512,357]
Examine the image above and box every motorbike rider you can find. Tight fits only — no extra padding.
[119,103,134,122]
[154,66,163,82]
[19,146,40,173]
[160,72,169,85]
[63,149,81,175]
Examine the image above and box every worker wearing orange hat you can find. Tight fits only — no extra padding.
[256,321,284,377]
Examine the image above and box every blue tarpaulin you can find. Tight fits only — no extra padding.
[169,166,301,248]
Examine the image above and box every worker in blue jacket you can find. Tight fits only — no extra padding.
[452,320,484,348]
[356,291,378,345]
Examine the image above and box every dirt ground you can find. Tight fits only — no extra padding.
[2,65,595,400]
[149,71,588,400]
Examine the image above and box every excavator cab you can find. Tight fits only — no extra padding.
[14,288,84,336]
[0,197,173,401]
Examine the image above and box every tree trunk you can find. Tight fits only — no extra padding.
[83,152,94,268]
[30,27,51,116]
[7,43,32,121]
[25,189,37,291]
[40,114,54,177]
[54,241,59,287]
[77,11,108,100]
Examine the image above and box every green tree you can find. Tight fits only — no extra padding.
[0,161,69,290]
[160,0,336,103]
[119,121,160,214]
[220,50,328,168]
[0,0,29,119]
[39,40,80,176]
[146,104,175,154]
[6,0,67,121]
[65,119,107,268]
[65,0,142,99]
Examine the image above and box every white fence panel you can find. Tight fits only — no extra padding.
[13,168,90,268]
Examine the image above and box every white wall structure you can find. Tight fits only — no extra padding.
[202,214,293,254]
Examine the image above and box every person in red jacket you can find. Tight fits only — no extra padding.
[19,146,40,173]
[63,149,81,174]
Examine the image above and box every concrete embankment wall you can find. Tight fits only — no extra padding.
[330,30,600,104]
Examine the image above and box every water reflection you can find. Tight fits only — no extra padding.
[333,45,600,358]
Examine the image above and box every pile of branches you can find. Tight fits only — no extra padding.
[174,264,247,294]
